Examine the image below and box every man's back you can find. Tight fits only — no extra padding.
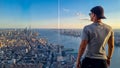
[82,22,114,59]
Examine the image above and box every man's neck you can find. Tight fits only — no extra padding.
[93,19,102,23]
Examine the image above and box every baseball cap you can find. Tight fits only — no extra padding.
[90,6,106,19]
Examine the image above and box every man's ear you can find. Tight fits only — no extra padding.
[93,13,96,17]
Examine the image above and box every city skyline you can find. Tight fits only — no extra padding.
[0,0,120,29]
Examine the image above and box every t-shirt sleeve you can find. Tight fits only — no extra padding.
[110,29,114,39]
[81,26,89,40]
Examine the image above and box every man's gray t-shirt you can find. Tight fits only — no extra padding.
[82,22,114,60]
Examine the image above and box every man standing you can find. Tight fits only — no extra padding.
[76,6,114,68]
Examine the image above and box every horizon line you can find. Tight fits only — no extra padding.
[0,27,120,30]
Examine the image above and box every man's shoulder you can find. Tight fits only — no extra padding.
[87,23,94,26]
[83,23,113,31]
[102,23,113,30]
[83,23,94,29]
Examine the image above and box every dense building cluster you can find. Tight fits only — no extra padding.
[60,29,81,37]
[0,29,76,68]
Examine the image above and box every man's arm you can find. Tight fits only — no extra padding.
[76,40,88,68]
[107,34,114,66]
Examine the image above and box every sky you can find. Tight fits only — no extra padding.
[0,0,120,29]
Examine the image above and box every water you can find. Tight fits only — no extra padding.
[37,29,81,53]
[38,29,120,68]
[111,47,120,68]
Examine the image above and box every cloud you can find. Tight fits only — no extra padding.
[62,8,89,21]
[59,17,91,29]
[75,12,86,17]
[75,12,84,16]
[74,12,90,21]
[79,18,90,21]
[63,8,70,12]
